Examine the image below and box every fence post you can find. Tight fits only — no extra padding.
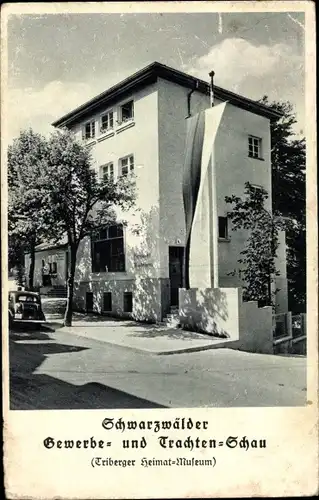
[272,315,276,340]
[301,313,307,336]
[286,312,293,351]
[286,312,292,336]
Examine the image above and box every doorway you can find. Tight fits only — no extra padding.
[169,246,184,306]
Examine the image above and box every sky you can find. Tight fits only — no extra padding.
[6,10,305,141]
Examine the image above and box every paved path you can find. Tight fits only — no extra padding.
[41,299,236,354]
[60,318,233,354]
[9,323,307,410]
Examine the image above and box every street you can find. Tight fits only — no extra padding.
[9,321,307,409]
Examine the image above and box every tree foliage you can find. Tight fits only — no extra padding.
[8,127,136,325]
[226,98,306,312]
[8,129,54,289]
[42,129,136,326]
[225,182,286,307]
[259,97,306,312]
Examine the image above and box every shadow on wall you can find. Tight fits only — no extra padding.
[179,287,274,354]
[197,288,230,336]
[73,205,169,323]
[179,288,237,338]
[128,205,170,323]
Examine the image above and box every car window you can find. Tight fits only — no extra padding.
[16,294,39,303]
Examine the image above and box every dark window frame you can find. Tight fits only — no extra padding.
[83,120,96,140]
[250,184,263,195]
[218,216,229,239]
[102,292,112,312]
[100,162,114,182]
[86,291,94,312]
[100,110,114,133]
[248,135,262,159]
[119,154,134,176]
[91,224,125,273]
[123,292,133,313]
[119,100,134,124]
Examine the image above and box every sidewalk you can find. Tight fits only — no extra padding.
[49,314,231,355]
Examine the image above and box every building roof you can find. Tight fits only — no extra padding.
[52,62,281,128]
[34,234,68,253]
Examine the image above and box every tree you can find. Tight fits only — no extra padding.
[8,232,26,287]
[8,129,53,289]
[225,182,286,307]
[44,129,136,326]
[259,97,306,312]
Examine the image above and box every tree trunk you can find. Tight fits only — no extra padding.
[64,244,77,327]
[28,239,36,290]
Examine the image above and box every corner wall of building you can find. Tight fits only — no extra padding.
[179,287,240,337]
[157,78,221,281]
[157,79,281,310]
[179,287,273,354]
[71,83,163,320]
[157,79,220,313]
[214,104,272,287]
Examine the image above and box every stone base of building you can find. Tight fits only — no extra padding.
[179,287,273,354]
[73,277,171,323]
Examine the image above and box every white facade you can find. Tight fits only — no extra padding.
[25,246,68,289]
[29,64,288,319]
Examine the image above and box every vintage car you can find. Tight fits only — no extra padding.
[8,290,46,328]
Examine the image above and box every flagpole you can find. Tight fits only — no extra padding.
[209,70,219,288]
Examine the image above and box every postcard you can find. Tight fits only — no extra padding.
[2,1,317,498]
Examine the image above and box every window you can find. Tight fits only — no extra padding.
[16,294,39,303]
[218,217,228,239]
[250,184,263,193]
[120,155,134,176]
[91,224,125,273]
[123,292,133,313]
[100,111,114,133]
[83,120,96,140]
[250,184,266,201]
[48,262,57,274]
[103,292,112,312]
[86,292,94,312]
[119,100,134,124]
[100,162,114,182]
[248,136,262,159]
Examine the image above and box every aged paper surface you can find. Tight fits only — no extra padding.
[1,1,318,498]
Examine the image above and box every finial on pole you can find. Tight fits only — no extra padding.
[209,70,215,107]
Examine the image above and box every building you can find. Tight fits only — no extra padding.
[28,238,69,292]
[27,62,288,322]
